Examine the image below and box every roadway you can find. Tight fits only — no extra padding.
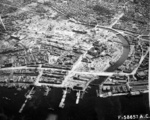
[90,28,130,85]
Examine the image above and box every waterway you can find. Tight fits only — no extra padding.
[91,28,130,85]
[0,29,148,120]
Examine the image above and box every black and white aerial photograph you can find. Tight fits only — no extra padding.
[0,0,150,120]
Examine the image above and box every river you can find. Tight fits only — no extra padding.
[0,29,148,120]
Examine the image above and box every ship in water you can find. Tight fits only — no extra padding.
[0,0,149,118]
